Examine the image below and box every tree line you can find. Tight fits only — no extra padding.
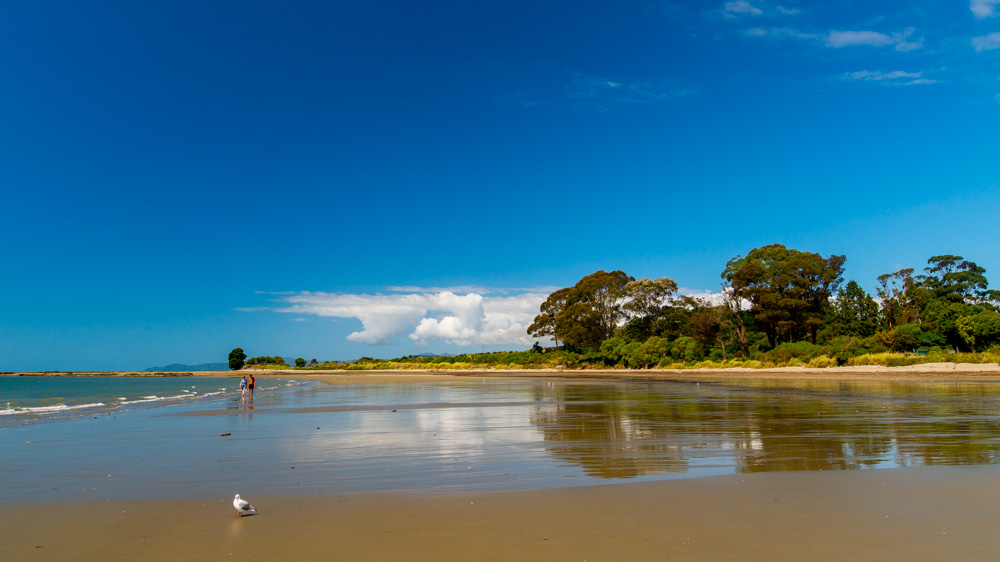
[228,348,317,370]
[527,244,1000,367]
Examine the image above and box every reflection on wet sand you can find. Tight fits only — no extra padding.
[7,377,1000,504]
[529,379,1000,478]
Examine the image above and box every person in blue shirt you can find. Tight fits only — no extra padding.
[240,375,247,398]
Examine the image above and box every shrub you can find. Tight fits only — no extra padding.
[767,341,824,363]
[808,355,836,368]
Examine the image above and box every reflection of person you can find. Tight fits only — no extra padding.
[240,376,247,398]
[248,374,255,399]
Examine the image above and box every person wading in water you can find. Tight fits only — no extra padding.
[248,374,256,399]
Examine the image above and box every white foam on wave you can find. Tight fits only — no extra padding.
[121,392,200,405]
[0,402,106,416]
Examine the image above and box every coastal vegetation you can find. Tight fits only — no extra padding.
[231,245,1000,371]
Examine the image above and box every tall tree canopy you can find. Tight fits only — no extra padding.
[228,348,246,370]
[878,255,1000,350]
[555,270,634,349]
[529,271,678,349]
[527,287,572,347]
[831,280,880,338]
[876,268,920,329]
[525,248,1000,364]
[722,244,845,347]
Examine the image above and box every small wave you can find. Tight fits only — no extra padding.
[121,393,201,404]
[121,396,162,404]
[0,402,106,416]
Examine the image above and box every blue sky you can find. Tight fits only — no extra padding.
[1,1,998,370]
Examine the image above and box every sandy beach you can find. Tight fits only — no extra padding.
[5,365,1000,560]
[4,466,1000,560]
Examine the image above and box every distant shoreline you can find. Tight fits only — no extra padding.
[6,361,1000,381]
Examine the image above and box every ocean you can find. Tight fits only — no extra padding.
[0,375,300,426]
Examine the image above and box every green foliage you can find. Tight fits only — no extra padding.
[768,341,825,363]
[619,317,653,342]
[956,311,1000,351]
[556,270,634,349]
[619,342,642,367]
[228,348,246,370]
[599,337,627,365]
[527,287,571,347]
[294,357,306,367]
[669,336,704,363]
[876,324,928,352]
[831,280,880,338]
[628,336,671,368]
[246,355,287,366]
[723,243,846,347]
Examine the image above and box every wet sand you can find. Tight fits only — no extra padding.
[4,466,999,560]
[7,366,1000,559]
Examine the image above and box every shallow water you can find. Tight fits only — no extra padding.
[3,377,1000,504]
[0,376,298,424]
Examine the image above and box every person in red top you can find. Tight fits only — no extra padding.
[248,374,256,399]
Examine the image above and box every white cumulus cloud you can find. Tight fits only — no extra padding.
[270,288,549,347]
[972,32,1000,51]
[971,0,1000,19]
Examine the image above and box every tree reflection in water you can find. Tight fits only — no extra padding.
[529,380,1000,478]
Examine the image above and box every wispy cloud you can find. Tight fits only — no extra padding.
[567,72,696,109]
[722,1,800,18]
[258,287,550,346]
[724,1,763,17]
[745,27,922,51]
[971,32,1000,52]
[825,28,923,51]
[745,27,817,40]
[971,0,1000,19]
[842,70,938,86]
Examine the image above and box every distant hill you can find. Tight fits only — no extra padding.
[144,362,230,372]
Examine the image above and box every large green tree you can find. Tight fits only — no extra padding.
[555,270,634,349]
[723,244,845,348]
[527,287,572,347]
[877,255,1000,350]
[623,277,678,319]
[831,280,880,338]
[228,347,246,370]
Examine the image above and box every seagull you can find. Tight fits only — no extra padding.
[233,493,257,518]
